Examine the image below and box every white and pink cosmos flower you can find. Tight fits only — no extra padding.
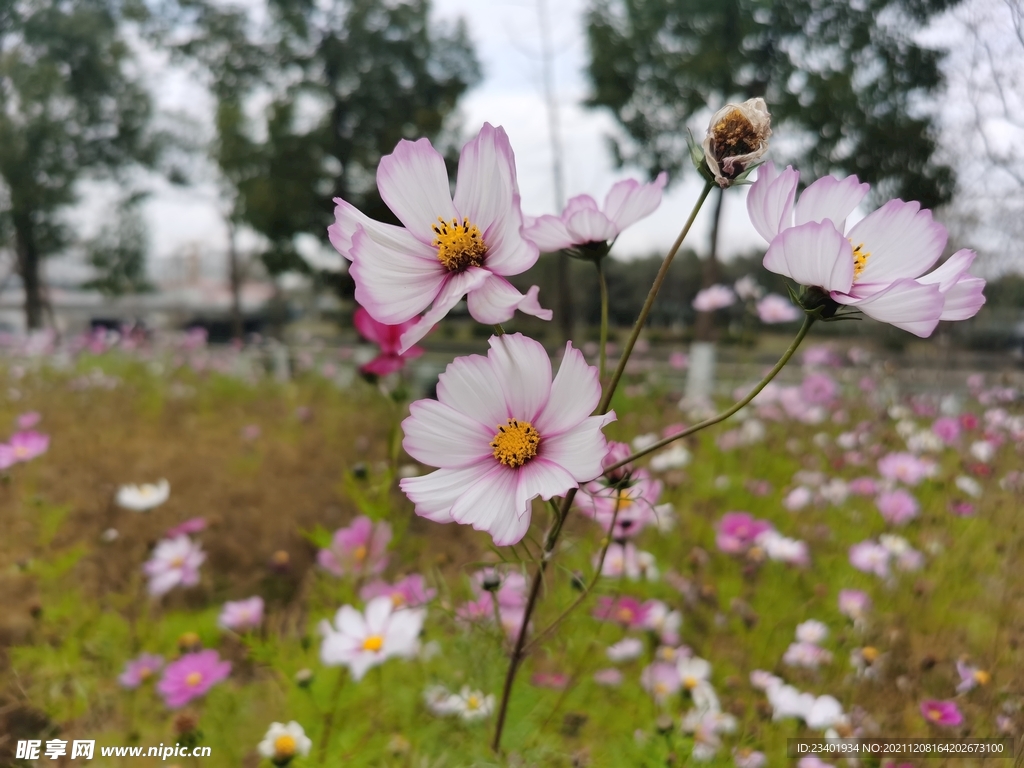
[329,124,550,354]
[143,535,205,597]
[692,284,736,312]
[319,596,425,681]
[756,293,802,324]
[353,307,424,377]
[747,162,985,336]
[218,596,264,632]
[400,333,615,546]
[524,173,668,252]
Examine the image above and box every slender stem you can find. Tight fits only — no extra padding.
[605,314,815,474]
[597,180,714,415]
[317,667,347,764]
[597,259,609,381]
[492,324,506,336]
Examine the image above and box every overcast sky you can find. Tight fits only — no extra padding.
[112,0,1020,280]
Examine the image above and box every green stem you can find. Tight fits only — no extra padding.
[492,324,506,336]
[597,259,609,381]
[597,180,714,415]
[605,314,815,474]
[317,667,347,764]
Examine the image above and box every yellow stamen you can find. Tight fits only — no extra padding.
[273,735,297,758]
[362,634,384,652]
[490,419,540,469]
[861,646,879,663]
[13,446,29,458]
[353,545,367,561]
[185,672,203,687]
[683,676,698,690]
[850,241,871,280]
[390,592,406,607]
[974,670,991,685]
[616,490,634,509]
[466,694,481,710]
[712,109,757,155]
[432,217,487,272]
[654,682,668,695]
[616,607,635,623]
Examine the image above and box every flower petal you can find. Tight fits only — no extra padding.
[466,275,552,325]
[353,307,386,345]
[402,398,493,468]
[746,162,799,241]
[847,199,947,284]
[793,174,870,230]
[330,199,436,262]
[349,228,446,324]
[400,461,496,523]
[915,248,976,292]
[436,348,508,428]
[834,278,943,337]
[515,458,577,514]
[937,275,986,321]
[565,209,618,243]
[602,172,668,232]
[334,604,368,639]
[524,214,574,251]
[487,333,552,422]
[540,412,616,482]
[535,342,600,436]
[763,221,854,293]
[397,267,491,353]
[449,463,529,545]
[377,138,459,243]
[364,596,394,634]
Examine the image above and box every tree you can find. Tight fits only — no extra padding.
[171,0,480,292]
[83,194,154,296]
[0,0,157,329]
[585,0,957,208]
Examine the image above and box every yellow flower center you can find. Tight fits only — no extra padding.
[850,241,871,280]
[362,634,384,652]
[391,592,406,607]
[712,109,757,156]
[615,490,634,509]
[273,735,297,758]
[974,670,991,685]
[927,707,942,721]
[616,607,635,623]
[683,675,698,690]
[353,545,367,561]
[185,672,203,687]
[654,682,668,695]
[861,646,879,663]
[170,556,185,568]
[432,217,487,272]
[466,694,481,710]
[139,667,153,680]
[490,419,540,469]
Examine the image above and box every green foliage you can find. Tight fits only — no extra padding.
[0,0,158,327]
[83,196,154,296]
[584,0,957,208]
[168,0,481,276]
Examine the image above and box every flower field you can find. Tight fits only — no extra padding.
[2,334,1023,767]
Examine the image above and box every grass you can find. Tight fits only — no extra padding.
[0,345,1022,767]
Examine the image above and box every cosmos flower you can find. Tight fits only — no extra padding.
[734,275,764,300]
[748,162,985,336]
[0,430,49,469]
[353,307,425,376]
[702,98,772,187]
[875,489,920,525]
[319,596,425,681]
[218,596,264,632]
[157,650,231,708]
[692,284,737,312]
[838,589,872,622]
[795,620,829,644]
[143,536,205,597]
[592,596,650,629]
[116,479,171,512]
[318,516,391,578]
[955,659,991,693]
[931,416,961,445]
[524,173,668,254]
[716,512,773,554]
[164,517,207,538]
[921,699,963,727]
[257,722,312,766]
[359,574,437,609]
[118,653,164,689]
[400,334,615,546]
[756,293,801,323]
[446,687,495,721]
[606,637,645,663]
[849,541,891,578]
[641,662,681,704]
[15,411,41,429]
[329,124,550,353]
[577,470,663,539]
[783,642,833,669]
[877,452,933,486]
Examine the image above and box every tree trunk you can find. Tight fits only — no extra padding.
[13,215,45,330]
[227,218,244,341]
[693,187,725,342]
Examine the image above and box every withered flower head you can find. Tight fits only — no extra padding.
[702,98,771,187]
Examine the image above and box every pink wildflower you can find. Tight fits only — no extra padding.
[592,596,649,629]
[359,574,437,608]
[165,517,207,538]
[400,334,615,546]
[577,470,662,539]
[800,373,838,405]
[330,124,550,353]
[838,589,872,621]
[118,653,164,689]
[849,541,890,578]
[218,596,264,632]
[878,452,932,486]
[932,416,961,444]
[693,284,736,312]
[875,489,920,525]
[955,659,991,693]
[317,516,391,577]
[641,662,681,703]
[15,411,41,430]
[756,293,801,323]
[157,650,231,708]
[0,430,50,468]
[143,536,205,597]
[716,512,773,554]
[354,307,425,376]
[920,699,963,727]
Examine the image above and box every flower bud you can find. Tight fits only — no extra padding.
[701,98,771,187]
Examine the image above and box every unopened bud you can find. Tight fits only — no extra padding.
[701,98,771,187]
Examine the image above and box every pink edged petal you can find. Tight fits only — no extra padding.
[331,199,438,262]
[535,342,600,436]
[334,605,369,639]
[763,220,854,293]
[565,209,619,243]
[449,463,528,545]
[377,138,459,243]
[524,214,574,251]
[515,458,577,515]
[836,278,944,337]
[466,275,552,325]
[353,307,386,345]
[397,267,491,353]
[916,248,976,292]
[360,354,405,377]
[602,172,668,232]
[436,349,508,428]
[938,276,986,321]
[746,162,799,242]
[487,333,553,422]
[402,398,494,468]
[350,228,446,324]
[847,199,947,284]
[400,461,496,523]
[540,412,616,482]
[486,497,533,547]
[794,174,870,230]
[564,193,600,216]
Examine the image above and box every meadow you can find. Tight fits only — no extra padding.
[1,330,1023,767]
